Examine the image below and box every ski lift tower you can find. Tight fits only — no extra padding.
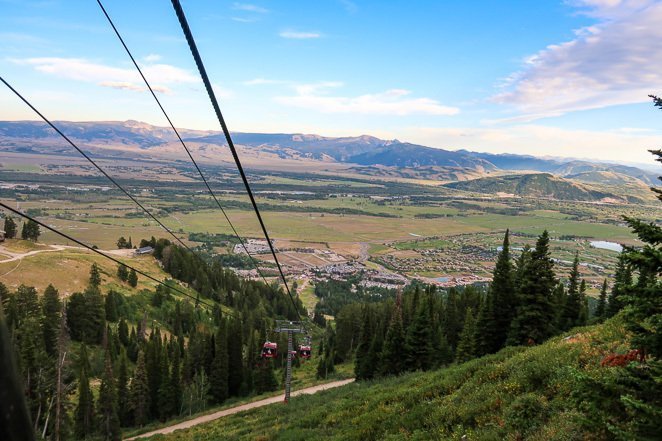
[274,320,306,403]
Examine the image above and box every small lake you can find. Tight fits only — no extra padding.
[590,241,623,253]
[434,277,449,283]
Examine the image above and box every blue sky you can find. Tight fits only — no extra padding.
[1,0,661,165]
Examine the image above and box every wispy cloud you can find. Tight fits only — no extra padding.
[492,0,662,120]
[339,0,358,14]
[231,17,258,23]
[232,3,268,14]
[243,78,287,86]
[11,57,197,93]
[143,54,161,63]
[276,82,459,116]
[279,30,321,39]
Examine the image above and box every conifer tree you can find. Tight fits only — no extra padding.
[117,264,128,282]
[3,216,16,239]
[74,345,94,439]
[128,269,138,288]
[129,350,150,427]
[227,318,243,396]
[405,302,434,371]
[607,253,632,317]
[98,350,120,441]
[595,279,608,320]
[209,321,229,404]
[158,346,173,420]
[456,308,477,362]
[89,263,101,288]
[508,231,557,345]
[578,279,588,326]
[380,302,406,376]
[255,359,278,394]
[561,252,582,331]
[491,229,516,348]
[105,291,119,323]
[117,349,131,427]
[354,307,375,380]
[475,289,498,356]
[41,284,61,358]
[170,344,182,417]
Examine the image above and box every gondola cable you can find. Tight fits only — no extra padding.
[94,0,274,289]
[170,0,303,323]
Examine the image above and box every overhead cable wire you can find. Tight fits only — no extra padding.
[0,75,197,256]
[0,201,217,310]
[94,0,273,289]
[170,0,302,322]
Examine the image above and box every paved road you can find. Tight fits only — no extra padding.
[125,379,355,440]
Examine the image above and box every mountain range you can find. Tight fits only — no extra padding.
[0,120,658,197]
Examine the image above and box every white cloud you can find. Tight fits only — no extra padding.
[339,0,358,14]
[143,54,162,62]
[279,30,321,39]
[243,78,285,86]
[231,17,258,23]
[401,124,661,164]
[232,3,268,14]
[212,83,233,99]
[276,82,460,116]
[493,0,662,120]
[11,57,198,92]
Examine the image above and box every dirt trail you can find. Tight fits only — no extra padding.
[125,379,355,440]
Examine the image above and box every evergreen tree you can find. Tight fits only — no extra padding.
[128,269,138,288]
[456,308,477,362]
[595,279,608,320]
[117,264,129,282]
[129,350,150,427]
[405,302,434,371]
[607,253,632,317]
[117,349,131,427]
[21,220,39,241]
[41,284,61,358]
[578,279,588,326]
[118,319,129,347]
[157,346,173,421]
[170,344,182,417]
[380,302,406,376]
[3,216,17,239]
[74,345,94,439]
[105,291,119,323]
[491,229,516,349]
[255,360,278,394]
[209,321,229,404]
[98,350,120,441]
[561,252,582,331]
[475,289,498,356]
[508,231,557,345]
[227,319,243,396]
[354,307,375,380]
[89,263,102,288]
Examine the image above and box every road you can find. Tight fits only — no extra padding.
[124,378,355,440]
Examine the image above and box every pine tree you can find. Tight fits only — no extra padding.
[157,346,173,421]
[491,229,516,349]
[227,318,243,396]
[117,264,128,282]
[578,279,588,326]
[117,349,131,427]
[561,252,582,331]
[456,308,477,362]
[89,263,101,288]
[128,269,138,288]
[606,253,632,317]
[508,231,557,346]
[595,279,608,320]
[405,302,434,371]
[98,350,120,441]
[130,350,150,427]
[74,345,94,439]
[354,307,375,380]
[380,302,406,376]
[41,284,61,358]
[170,344,182,417]
[475,289,498,356]
[255,359,278,394]
[105,291,119,323]
[209,321,229,404]
[3,216,17,239]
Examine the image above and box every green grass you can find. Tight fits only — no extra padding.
[152,318,630,441]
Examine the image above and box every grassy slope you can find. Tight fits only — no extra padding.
[153,319,630,441]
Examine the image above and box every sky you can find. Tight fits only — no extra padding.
[0,0,661,165]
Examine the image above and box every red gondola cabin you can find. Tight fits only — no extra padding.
[298,345,311,359]
[261,341,278,358]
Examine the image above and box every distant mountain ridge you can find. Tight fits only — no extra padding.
[0,120,657,186]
